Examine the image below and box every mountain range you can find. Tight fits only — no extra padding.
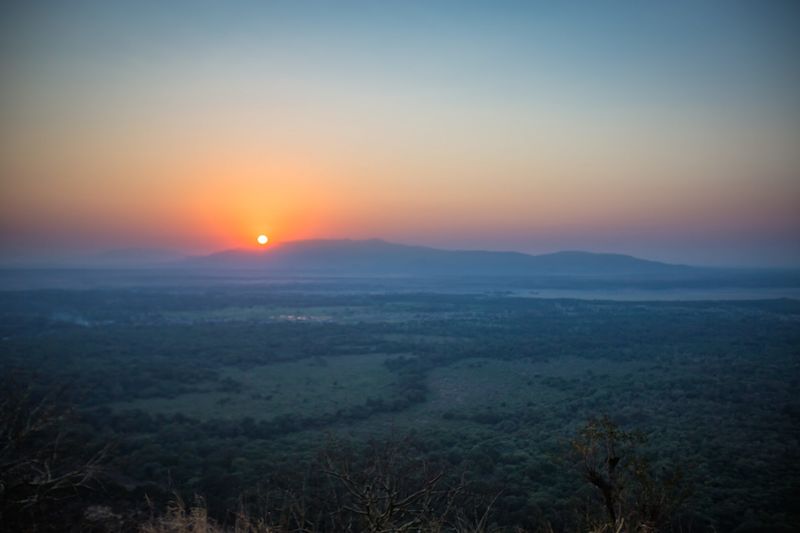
[180,239,693,276]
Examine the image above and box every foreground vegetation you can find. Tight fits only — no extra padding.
[0,384,688,532]
[1,284,798,531]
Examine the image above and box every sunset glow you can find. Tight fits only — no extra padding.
[2,5,799,527]
[0,2,798,266]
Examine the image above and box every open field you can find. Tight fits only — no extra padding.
[108,354,399,421]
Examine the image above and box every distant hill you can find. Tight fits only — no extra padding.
[182,239,694,276]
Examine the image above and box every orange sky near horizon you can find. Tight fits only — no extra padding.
[1,2,798,266]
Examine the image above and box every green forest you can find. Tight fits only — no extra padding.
[2,286,798,532]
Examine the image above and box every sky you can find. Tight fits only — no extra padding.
[1,1,798,266]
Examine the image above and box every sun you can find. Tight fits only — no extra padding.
[257,234,269,245]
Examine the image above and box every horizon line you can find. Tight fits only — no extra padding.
[2,237,799,271]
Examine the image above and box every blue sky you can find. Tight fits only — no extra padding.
[1,1,798,266]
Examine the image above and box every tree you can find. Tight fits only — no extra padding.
[0,379,108,530]
[570,416,689,532]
